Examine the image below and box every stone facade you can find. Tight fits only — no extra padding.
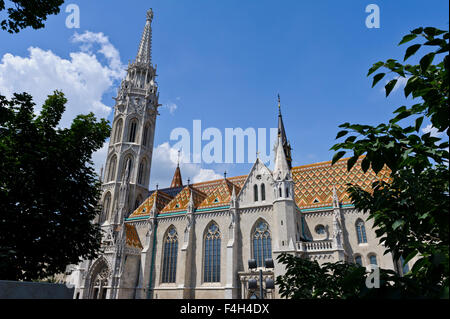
[66,9,412,299]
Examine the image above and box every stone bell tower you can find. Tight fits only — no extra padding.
[99,9,159,225]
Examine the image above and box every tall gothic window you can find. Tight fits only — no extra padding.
[128,120,138,143]
[252,221,272,267]
[261,183,265,201]
[114,119,123,143]
[253,184,258,202]
[161,227,178,283]
[204,223,221,283]
[356,219,367,243]
[137,159,146,184]
[100,192,111,224]
[142,123,150,147]
[122,156,133,181]
[107,155,117,182]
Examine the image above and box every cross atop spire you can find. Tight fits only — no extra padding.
[135,8,154,65]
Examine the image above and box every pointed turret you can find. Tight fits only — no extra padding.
[135,9,153,65]
[273,134,291,181]
[170,152,183,188]
[277,95,292,169]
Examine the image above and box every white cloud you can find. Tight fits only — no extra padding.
[382,76,409,94]
[91,140,109,176]
[422,124,444,138]
[162,102,178,114]
[149,142,222,189]
[0,31,125,128]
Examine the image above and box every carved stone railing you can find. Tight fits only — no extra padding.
[297,240,334,252]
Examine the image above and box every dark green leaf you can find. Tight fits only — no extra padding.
[336,130,349,139]
[385,79,398,97]
[332,151,346,165]
[367,61,384,76]
[361,156,370,173]
[347,155,359,171]
[403,44,421,61]
[399,34,417,45]
[372,73,386,88]
[414,116,424,132]
[420,53,435,72]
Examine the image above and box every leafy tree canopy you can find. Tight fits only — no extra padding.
[0,91,110,281]
[0,0,64,33]
[276,27,449,299]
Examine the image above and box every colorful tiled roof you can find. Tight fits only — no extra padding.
[160,185,207,214]
[291,156,390,209]
[124,223,143,249]
[127,156,390,218]
[128,190,173,219]
[197,178,241,210]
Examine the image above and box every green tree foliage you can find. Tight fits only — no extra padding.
[0,0,64,33]
[0,91,110,281]
[276,27,449,299]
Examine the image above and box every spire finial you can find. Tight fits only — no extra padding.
[146,8,154,22]
[135,8,153,64]
[224,170,227,179]
[278,93,281,112]
[177,149,181,167]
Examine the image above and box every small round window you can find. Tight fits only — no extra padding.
[315,225,326,235]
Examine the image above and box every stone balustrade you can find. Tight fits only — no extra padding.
[297,240,334,252]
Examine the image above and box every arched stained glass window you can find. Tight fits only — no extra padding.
[369,254,377,265]
[252,221,272,267]
[356,219,367,243]
[161,227,178,283]
[261,183,266,201]
[204,223,221,282]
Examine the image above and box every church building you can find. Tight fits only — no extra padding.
[67,9,410,299]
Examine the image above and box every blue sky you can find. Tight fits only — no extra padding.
[0,0,448,188]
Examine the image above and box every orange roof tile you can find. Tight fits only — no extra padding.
[197,179,241,210]
[128,156,391,217]
[125,223,143,249]
[292,156,391,209]
[160,186,207,213]
[128,190,173,218]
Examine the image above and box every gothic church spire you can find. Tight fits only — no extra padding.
[277,94,292,169]
[135,9,153,65]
